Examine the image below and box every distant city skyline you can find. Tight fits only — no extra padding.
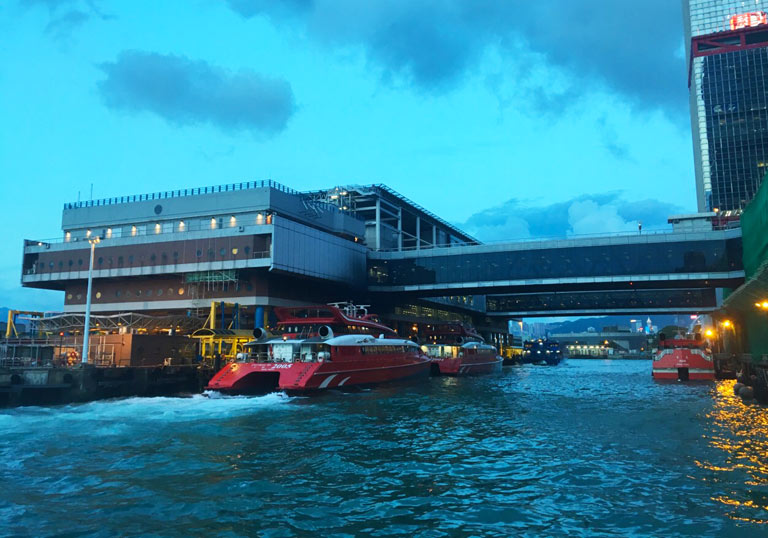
[1,1,695,310]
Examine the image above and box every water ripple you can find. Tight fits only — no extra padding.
[1,360,767,536]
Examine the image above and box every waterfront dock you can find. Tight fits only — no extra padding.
[0,362,213,407]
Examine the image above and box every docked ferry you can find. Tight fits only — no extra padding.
[522,339,563,365]
[652,334,714,381]
[205,303,431,394]
[421,323,503,376]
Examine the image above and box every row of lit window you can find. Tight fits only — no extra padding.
[66,287,186,301]
[38,245,256,272]
[63,213,274,242]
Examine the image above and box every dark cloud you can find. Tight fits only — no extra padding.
[23,0,113,40]
[459,193,683,242]
[45,9,88,40]
[22,0,77,8]
[225,0,312,19]
[98,51,296,135]
[226,1,686,117]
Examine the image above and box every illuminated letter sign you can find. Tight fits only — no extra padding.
[729,11,768,30]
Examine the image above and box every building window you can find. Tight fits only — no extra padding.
[210,217,217,230]
[150,254,156,263]
[230,215,237,227]
[157,288,163,297]
[155,223,161,234]
[131,226,137,237]
[115,290,121,297]
[98,257,103,265]
[244,246,251,255]
[220,248,226,257]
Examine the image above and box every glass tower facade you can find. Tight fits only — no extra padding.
[684,0,768,211]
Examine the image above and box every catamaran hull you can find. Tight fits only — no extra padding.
[206,357,432,394]
[432,356,503,376]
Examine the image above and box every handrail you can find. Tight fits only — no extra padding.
[372,224,743,252]
[63,179,298,210]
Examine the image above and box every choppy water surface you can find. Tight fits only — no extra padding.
[2,360,767,537]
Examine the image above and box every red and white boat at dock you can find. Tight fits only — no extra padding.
[205,303,431,394]
[422,323,503,376]
[652,334,715,381]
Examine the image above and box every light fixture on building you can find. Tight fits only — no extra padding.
[65,231,71,242]
[179,220,185,231]
[155,223,161,234]
[230,215,236,227]
[211,217,217,229]
[106,228,112,239]
[86,229,92,238]
[131,226,137,237]
[256,213,264,224]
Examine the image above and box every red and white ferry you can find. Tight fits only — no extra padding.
[652,334,715,381]
[422,323,503,376]
[205,303,430,394]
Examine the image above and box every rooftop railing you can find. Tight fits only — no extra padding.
[64,179,298,210]
[373,222,742,252]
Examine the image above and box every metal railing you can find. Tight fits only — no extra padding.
[373,223,742,252]
[64,179,298,209]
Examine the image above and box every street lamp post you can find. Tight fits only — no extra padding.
[81,236,100,364]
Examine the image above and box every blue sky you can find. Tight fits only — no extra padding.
[1,0,695,310]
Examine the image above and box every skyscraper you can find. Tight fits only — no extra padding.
[683,0,768,212]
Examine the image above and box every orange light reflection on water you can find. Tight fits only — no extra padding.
[696,379,768,524]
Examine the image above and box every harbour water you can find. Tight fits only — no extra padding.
[1,359,767,536]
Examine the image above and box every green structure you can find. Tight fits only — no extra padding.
[722,173,768,360]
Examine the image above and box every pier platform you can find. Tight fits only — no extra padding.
[0,363,214,407]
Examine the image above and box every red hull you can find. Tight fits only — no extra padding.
[652,343,714,381]
[207,353,431,394]
[434,354,503,376]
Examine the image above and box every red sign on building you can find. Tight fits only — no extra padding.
[729,11,768,30]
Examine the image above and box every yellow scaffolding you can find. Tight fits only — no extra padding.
[5,310,44,339]
[191,328,254,362]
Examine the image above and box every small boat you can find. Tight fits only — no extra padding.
[522,339,563,365]
[652,334,714,381]
[422,323,502,376]
[205,303,431,394]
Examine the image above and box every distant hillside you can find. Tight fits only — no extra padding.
[546,315,683,335]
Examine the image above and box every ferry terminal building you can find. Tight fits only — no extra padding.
[19,180,513,350]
